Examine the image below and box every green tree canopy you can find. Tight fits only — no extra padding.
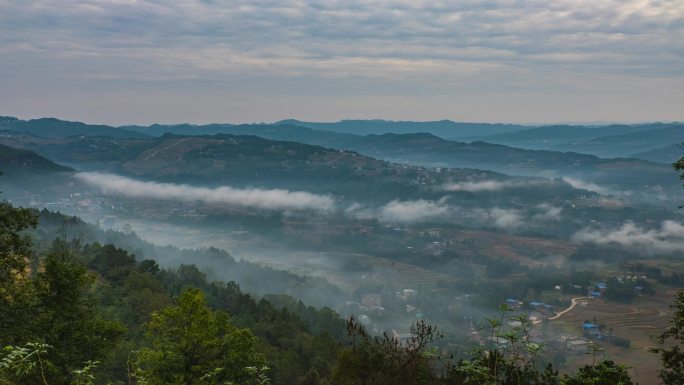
[135,288,267,385]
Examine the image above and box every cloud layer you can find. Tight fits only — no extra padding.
[0,0,682,123]
[76,172,335,212]
[561,177,611,195]
[345,200,446,223]
[442,179,554,192]
[346,198,563,229]
[573,220,684,253]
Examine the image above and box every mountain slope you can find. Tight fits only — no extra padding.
[0,133,503,202]
[163,126,672,189]
[334,133,675,187]
[478,122,684,158]
[572,125,684,158]
[0,143,73,176]
[478,124,657,144]
[631,143,683,164]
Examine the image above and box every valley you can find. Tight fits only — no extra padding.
[1,117,683,385]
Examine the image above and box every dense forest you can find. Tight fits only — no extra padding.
[1,198,683,385]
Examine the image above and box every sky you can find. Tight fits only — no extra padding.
[0,0,683,125]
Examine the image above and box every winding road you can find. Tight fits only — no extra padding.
[549,297,587,321]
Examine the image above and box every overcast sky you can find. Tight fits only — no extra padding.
[1,0,682,125]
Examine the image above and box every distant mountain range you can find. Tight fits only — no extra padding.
[0,116,680,191]
[274,119,529,138]
[118,122,677,188]
[0,116,149,139]
[3,116,681,163]
[124,119,684,163]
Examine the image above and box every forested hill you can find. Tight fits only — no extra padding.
[0,143,72,176]
[0,132,507,201]
[1,205,347,385]
[120,123,677,187]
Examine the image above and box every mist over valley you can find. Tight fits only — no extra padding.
[2,116,684,384]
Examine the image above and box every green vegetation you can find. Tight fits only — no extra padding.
[651,290,684,385]
[0,201,344,384]
[135,289,267,385]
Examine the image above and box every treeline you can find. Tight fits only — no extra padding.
[2,201,684,385]
[1,202,346,384]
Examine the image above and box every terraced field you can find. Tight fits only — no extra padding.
[549,290,679,385]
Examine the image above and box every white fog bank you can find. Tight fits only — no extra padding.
[76,172,336,212]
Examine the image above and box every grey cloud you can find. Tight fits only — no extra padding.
[561,177,611,195]
[346,199,541,230]
[345,199,450,223]
[532,203,563,222]
[0,0,682,123]
[474,207,525,230]
[441,179,552,192]
[572,220,684,253]
[76,172,336,212]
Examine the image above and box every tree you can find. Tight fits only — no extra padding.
[32,244,126,385]
[649,146,684,384]
[135,288,268,385]
[651,290,684,385]
[0,203,38,346]
[330,317,439,385]
[561,360,633,385]
[0,202,125,385]
[675,151,684,208]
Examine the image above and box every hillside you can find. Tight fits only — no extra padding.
[336,133,675,188]
[573,124,684,158]
[477,124,657,144]
[478,122,684,158]
[0,116,149,139]
[2,123,675,193]
[631,143,683,164]
[0,133,504,201]
[0,143,72,176]
[162,126,674,189]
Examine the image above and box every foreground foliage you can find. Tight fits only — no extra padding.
[135,288,266,385]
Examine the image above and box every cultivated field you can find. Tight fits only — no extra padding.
[549,289,679,385]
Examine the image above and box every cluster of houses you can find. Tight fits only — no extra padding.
[504,298,555,324]
[589,282,608,299]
